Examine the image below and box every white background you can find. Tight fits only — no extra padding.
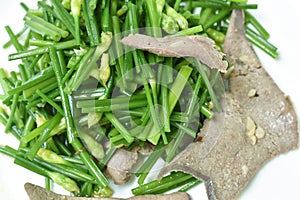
[0,0,299,199]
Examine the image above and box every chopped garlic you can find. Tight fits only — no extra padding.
[256,126,266,139]
[248,135,257,145]
[248,89,257,98]
[246,117,256,137]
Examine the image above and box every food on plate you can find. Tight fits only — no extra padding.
[0,0,295,200]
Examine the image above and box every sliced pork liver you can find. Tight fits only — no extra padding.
[120,33,228,72]
[159,9,298,200]
[25,183,190,200]
[105,149,138,185]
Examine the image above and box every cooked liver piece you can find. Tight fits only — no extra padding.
[159,9,298,200]
[127,192,190,200]
[25,183,190,200]
[120,33,228,72]
[105,149,138,185]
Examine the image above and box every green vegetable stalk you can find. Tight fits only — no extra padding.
[37,148,68,165]
[165,3,189,30]
[71,0,82,45]
[48,171,80,193]
[99,53,110,87]
[147,65,193,145]
[79,131,105,160]
[161,13,179,34]
[66,32,112,93]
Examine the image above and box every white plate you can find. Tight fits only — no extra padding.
[0,0,299,199]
